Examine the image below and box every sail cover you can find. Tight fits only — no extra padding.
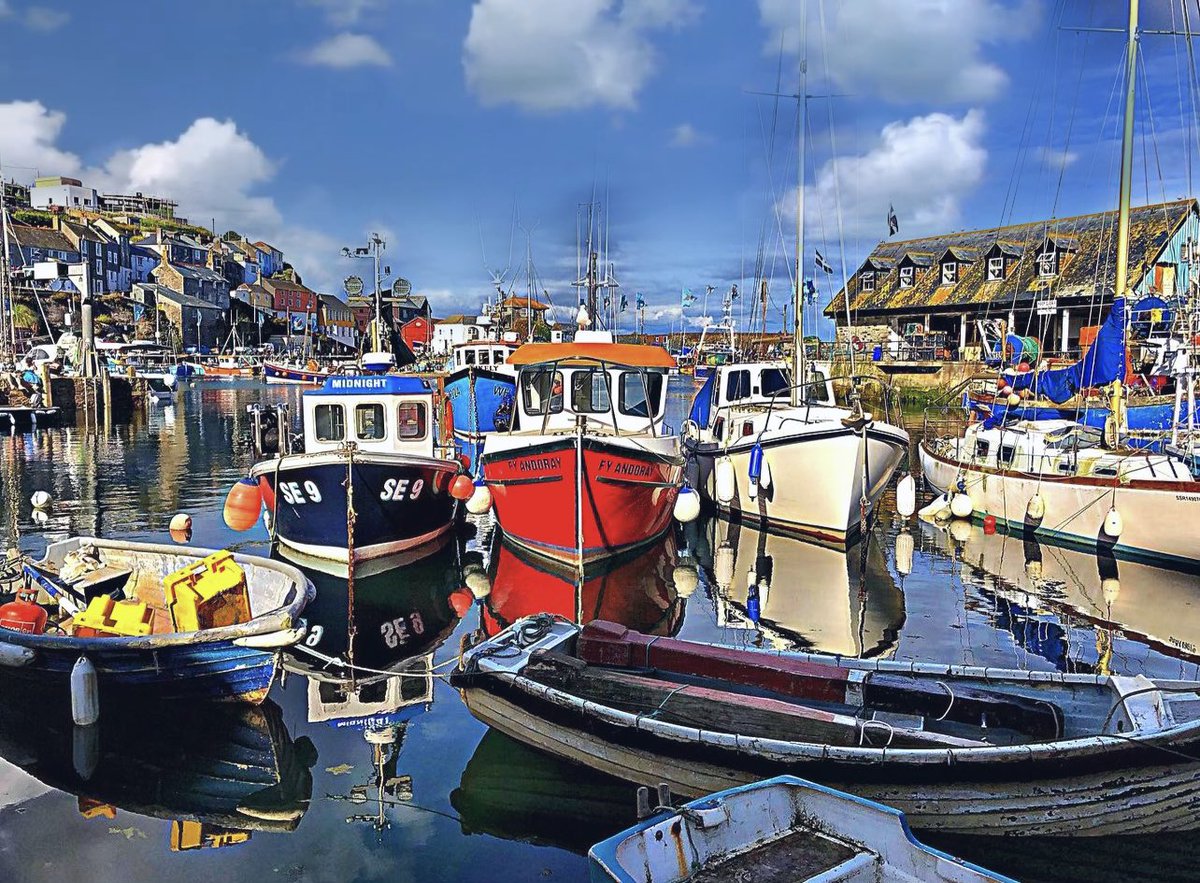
[689,372,717,427]
[1010,297,1126,404]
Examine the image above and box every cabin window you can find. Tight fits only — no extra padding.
[355,403,386,440]
[397,402,427,439]
[761,368,790,398]
[987,256,1004,281]
[314,403,346,441]
[974,439,990,460]
[479,349,491,365]
[493,349,506,363]
[725,370,751,401]
[571,369,611,413]
[998,444,1016,465]
[898,266,914,288]
[805,369,831,404]
[521,369,564,415]
[860,270,875,292]
[1037,250,1057,277]
[464,350,476,365]
[619,371,664,418]
[940,262,957,285]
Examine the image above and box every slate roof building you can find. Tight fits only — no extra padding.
[826,199,1200,358]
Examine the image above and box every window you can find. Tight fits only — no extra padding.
[725,369,751,401]
[998,444,1016,465]
[464,349,476,365]
[987,256,1004,281]
[974,439,990,459]
[479,349,491,365]
[619,371,664,417]
[899,266,915,288]
[941,262,957,285]
[494,349,506,363]
[355,403,386,440]
[571,369,611,413]
[315,404,345,441]
[761,367,790,398]
[521,369,564,415]
[1037,250,1057,277]
[806,368,831,404]
[397,402,427,439]
[860,270,875,292]
[95,258,102,274]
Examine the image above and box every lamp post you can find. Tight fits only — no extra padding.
[342,234,386,353]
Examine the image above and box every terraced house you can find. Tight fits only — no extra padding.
[827,199,1200,363]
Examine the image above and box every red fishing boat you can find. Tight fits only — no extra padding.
[479,333,687,569]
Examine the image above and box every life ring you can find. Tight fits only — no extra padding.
[852,336,865,353]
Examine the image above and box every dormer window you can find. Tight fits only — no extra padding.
[860,270,875,292]
[987,256,1004,281]
[899,266,914,288]
[940,261,958,285]
[1037,250,1058,278]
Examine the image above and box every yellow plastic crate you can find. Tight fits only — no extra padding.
[163,550,251,633]
[72,595,154,638]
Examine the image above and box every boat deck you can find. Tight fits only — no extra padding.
[691,828,858,882]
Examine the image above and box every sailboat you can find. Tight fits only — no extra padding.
[683,35,909,545]
[692,288,739,382]
[918,1,1200,570]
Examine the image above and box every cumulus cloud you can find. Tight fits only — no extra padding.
[670,123,707,147]
[463,0,698,112]
[23,5,67,30]
[758,0,1037,104]
[1039,146,1078,170]
[0,101,339,289]
[299,32,393,68]
[786,110,989,244]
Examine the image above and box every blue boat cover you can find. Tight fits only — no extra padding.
[1010,297,1125,404]
[689,372,717,426]
[309,375,433,396]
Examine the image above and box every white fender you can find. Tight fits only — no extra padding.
[673,488,700,523]
[1026,494,1045,524]
[714,456,736,505]
[1103,507,1124,538]
[950,492,974,519]
[895,531,914,576]
[895,475,916,518]
[466,483,493,515]
[918,492,952,521]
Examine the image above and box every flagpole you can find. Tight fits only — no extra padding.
[791,2,808,409]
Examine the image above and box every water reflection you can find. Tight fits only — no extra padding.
[0,695,315,849]
[687,517,905,658]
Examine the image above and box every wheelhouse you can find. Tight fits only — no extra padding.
[689,362,836,434]
[508,338,675,435]
[302,375,440,456]
[451,341,518,372]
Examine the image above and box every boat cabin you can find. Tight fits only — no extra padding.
[688,362,836,434]
[451,341,518,373]
[508,337,675,436]
[302,375,440,456]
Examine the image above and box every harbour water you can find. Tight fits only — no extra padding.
[1,377,1199,881]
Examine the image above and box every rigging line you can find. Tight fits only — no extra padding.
[1170,0,1192,194]
[1182,2,1200,187]
[1136,49,1172,223]
[1050,1,1094,223]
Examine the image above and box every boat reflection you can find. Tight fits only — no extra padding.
[0,695,315,850]
[475,530,684,637]
[689,517,905,658]
[924,518,1200,672]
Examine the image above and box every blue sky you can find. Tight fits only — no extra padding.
[1,0,1196,333]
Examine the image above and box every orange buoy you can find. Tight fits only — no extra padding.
[223,477,263,531]
[448,588,473,618]
[450,474,475,501]
[257,476,276,513]
[983,514,997,534]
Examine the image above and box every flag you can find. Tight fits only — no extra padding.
[804,279,816,302]
[681,286,694,306]
[815,250,833,274]
[620,293,628,312]
[730,284,739,300]
[636,292,645,309]
[603,296,611,310]
[887,204,899,236]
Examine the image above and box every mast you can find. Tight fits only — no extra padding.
[791,4,808,408]
[1113,0,1139,303]
[0,168,11,357]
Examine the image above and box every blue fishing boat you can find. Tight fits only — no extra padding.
[0,537,314,704]
[589,775,1011,882]
[443,340,518,475]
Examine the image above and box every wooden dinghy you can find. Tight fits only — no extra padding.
[453,617,1200,836]
[0,537,314,704]
[589,775,1011,882]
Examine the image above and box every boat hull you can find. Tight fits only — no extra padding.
[264,362,328,385]
[919,441,1200,570]
[444,366,516,475]
[461,681,1200,837]
[252,450,460,573]
[687,421,908,544]
[481,435,683,567]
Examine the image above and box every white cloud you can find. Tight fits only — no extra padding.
[0,2,12,17]
[463,0,698,112]
[788,110,988,243]
[670,123,706,147]
[758,0,1037,104]
[0,101,84,178]
[23,5,68,31]
[1039,146,1078,170]
[304,0,383,27]
[300,32,393,68]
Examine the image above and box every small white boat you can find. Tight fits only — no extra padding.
[589,775,1012,882]
[145,377,175,403]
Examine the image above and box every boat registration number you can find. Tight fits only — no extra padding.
[380,478,425,501]
[280,480,322,505]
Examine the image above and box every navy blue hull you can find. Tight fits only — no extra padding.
[445,367,515,475]
[256,453,459,566]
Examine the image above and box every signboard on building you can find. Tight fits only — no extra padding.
[1036,298,1058,316]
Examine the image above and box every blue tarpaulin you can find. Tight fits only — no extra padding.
[689,371,716,427]
[1010,297,1126,404]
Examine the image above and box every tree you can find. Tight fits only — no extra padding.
[222,229,242,242]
